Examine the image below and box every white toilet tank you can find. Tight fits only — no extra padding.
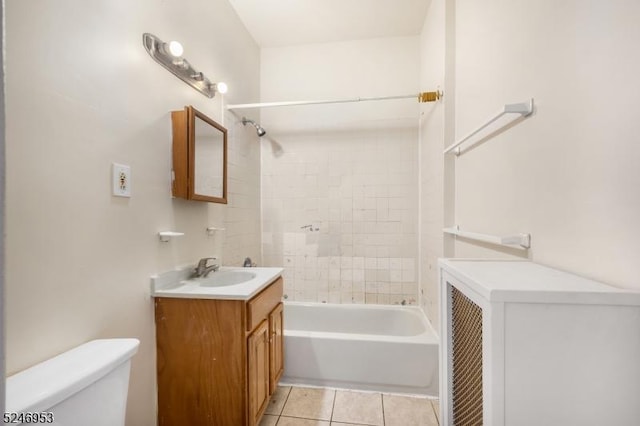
[6,338,140,426]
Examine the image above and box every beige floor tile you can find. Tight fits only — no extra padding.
[259,414,279,426]
[277,416,330,425]
[431,398,440,424]
[266,386,292,415]
[332,390,383,425]
[331,423,370,426]
[383,394,439,426]
[281,387,335,421]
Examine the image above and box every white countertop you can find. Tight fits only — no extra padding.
[151,266,284,300]
[439,259,640,305]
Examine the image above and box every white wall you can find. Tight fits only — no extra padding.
[4,1,260,424]
[418,0,640,330]
[451,0,640,289]
[260,38,422,305]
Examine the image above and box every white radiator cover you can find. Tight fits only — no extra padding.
[439,259,640,426]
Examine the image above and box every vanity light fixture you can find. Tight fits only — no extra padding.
[142,33,227,98]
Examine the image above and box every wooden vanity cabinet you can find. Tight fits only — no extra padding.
[155,277,284,426]
[268,303,284,392]
[247,320,270,425]
[246,301,285,424]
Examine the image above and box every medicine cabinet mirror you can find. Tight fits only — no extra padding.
[171,105,227,203]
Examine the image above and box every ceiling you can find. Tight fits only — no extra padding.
[227,0,431,47]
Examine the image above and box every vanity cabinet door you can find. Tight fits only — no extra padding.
[248,319,270,425]
[269,303,284,393]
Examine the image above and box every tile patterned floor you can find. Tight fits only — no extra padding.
[259,386,440,426]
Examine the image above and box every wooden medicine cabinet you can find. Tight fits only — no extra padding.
[171,105,227,203]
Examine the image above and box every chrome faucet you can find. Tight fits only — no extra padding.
[194,257,220,277]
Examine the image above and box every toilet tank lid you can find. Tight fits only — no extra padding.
[6,338,140,414]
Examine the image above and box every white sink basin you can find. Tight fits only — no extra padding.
[151,266,284,300]
[193,270,257,287]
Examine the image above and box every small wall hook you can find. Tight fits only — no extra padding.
[206,227,226,236]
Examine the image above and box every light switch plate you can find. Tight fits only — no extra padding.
[112,163,131,197]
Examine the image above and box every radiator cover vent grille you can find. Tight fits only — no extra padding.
[451,286,484,425]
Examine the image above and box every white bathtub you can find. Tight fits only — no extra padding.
[281,302,439,396]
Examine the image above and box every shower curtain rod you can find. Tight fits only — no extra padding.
[226,91,441,110]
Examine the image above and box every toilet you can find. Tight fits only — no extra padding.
[6,338,140,426]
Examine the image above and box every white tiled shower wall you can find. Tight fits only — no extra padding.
[262,128,419,305]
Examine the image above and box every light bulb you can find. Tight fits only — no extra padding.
[168,41,183,57]
[216,82,228,94]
